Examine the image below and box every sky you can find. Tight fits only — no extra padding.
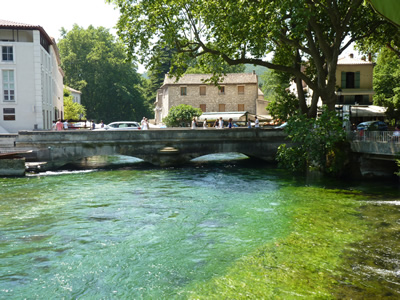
[3,0,148,72]
[2,0,120,41]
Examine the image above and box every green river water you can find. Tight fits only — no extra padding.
[0,156,399,299]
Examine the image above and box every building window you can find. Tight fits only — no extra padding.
[180,86,187,96]
[219,86,225,95]
[2,46,13,61]
[199,86,206,96]
[219,104,225,112]
[2,70,15,101]
[238,104,245,111]
[341,71,360,89]
[200,104,206,112]
[3,108,15,120]
[238,85,245,94]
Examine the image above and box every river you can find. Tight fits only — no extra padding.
[0,155,399,299]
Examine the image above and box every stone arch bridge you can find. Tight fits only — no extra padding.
[15,128,288,169]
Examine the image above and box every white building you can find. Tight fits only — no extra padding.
[65,86,82,104]
[0,20,64,133]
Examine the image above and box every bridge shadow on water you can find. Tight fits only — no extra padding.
[58,153,275,172]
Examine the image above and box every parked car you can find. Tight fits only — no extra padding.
[356,121,388,131]
[96,121,141,130]
[274,122,288,129]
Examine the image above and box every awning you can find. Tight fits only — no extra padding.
[197,111,249,122]
[350,105,386,117]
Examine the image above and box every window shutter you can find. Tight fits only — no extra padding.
[355,71,360,88]
[341,72,346,88]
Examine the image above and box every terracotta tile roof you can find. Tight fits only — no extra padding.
[163,73,258,86]
[0,19,53,45]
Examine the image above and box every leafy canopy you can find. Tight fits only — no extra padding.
[277,109,348,175]
[163,104,202,127]
[58,25,150,123]
[108,0,384,116]
[373,48,400,124]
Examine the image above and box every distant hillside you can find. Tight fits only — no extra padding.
[245,64,268,86]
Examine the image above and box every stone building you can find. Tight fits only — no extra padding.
[0,20,64,133]
[154,72,267,124]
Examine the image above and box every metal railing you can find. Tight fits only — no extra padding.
[349,131,400,143]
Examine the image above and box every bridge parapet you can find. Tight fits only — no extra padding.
[349,131,400,158]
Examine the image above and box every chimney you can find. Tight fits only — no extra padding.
[252,70,256,75]
[349,53,354,59]
[368,53,372,62]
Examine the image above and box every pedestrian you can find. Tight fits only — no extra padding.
[100,120,104,128]
[393,126,400,142]
[91,120,96,130]
[63,119,68,130]
[213,119,219,128]
[191,117,196,129]
[142,118,149,130]
[141,117,147,130]
[247,119,252,128]
[52,120,56,131]
[203,118,208,129]
[56,119,63,131]
[218,117,224,129]
[228,118,233,128]
[254,116,260,128]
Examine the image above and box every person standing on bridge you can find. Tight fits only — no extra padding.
[228,118,233,128]
[218,117,224,129]
[63,119,68,130]
[203,118,207,129]
[56,119,63,131]
[191,118,197,129]
[254,117,260,128]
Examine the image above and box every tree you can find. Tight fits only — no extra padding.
[372,48,400,124]
[108,0,384,117]
[163,104,202,127]
[276,109,348,176]
[63,88,86,120]
[58,25,150,123]
[262,69,298,122]
[140,44,176,115]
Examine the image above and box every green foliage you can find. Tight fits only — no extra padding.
[373,48,400,124]
[140,44,176,114]
[108,0,384,112]
[262,69,298,121]
[58,25,150,123]
[277,109,348,175]
[63,88,86,120]
[163,104,202,127]
[185,54,246,75]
